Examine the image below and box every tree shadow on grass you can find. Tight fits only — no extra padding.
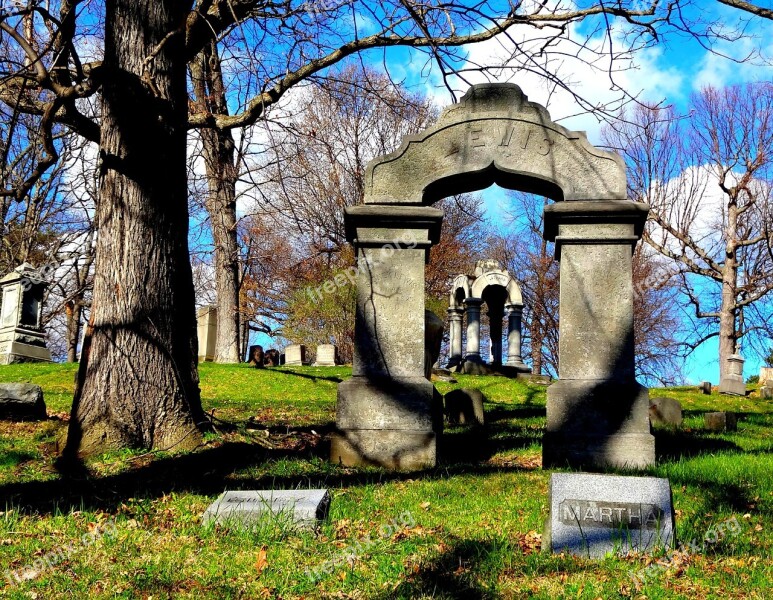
[654,428,742,461]
[0,431,537,516]
[264,368,345,384]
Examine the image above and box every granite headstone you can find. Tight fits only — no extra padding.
[545,473,675,558]
[203,490,331,529]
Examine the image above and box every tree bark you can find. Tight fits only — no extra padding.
[63,0,204,458]
[719,200,740,377]
[64,300,81,363]
[190,43,241,363]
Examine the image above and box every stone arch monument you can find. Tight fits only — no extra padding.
[331,83,654,471]
[448,259,528,371]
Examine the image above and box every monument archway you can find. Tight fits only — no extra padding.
[332,83,654,471]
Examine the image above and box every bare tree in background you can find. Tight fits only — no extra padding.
[604,84,773,379]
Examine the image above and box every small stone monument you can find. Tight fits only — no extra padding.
[649,397,683,428]
[719,354,746,396]
[544,473,675,558]
[700,381,712,395]
[0,264,52,364]
[196,305,217,363]
[314,344,337,366]
[203,489,331,529]
[704,411,738,432]
[761,382,773,400]
[444,388,485,427]
[285,344,306,366]
[760,367,773,386]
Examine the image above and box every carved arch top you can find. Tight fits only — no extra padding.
[364,83,627,204]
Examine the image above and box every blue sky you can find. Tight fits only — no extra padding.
[250,2,773,384]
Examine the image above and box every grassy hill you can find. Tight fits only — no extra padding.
[0,363,771,598]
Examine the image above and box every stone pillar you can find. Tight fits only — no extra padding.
[505,303,528,371]
[463,298,483,363]
[446,308,464,367]
[488,305,504,365]
[542,201,655,470]
[332,205,444,470]
[719,354,746,396]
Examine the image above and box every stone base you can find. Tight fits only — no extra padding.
[544,379,655,470]
[543,432,655,470]
[719,376,746,397]
[460,361,528,378]
[0,341,52,365]
[330,430,436,470]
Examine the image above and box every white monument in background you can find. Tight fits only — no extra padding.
[0,264,52,364]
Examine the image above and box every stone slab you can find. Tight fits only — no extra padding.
[761,386,773,400]
[0,341,52,365]
[0,383,46,420]
[699,381,712,395]
[285,344,306,366]
[545,473,674,558]
[719,376,746,397]
[649,397,683,428]
[202,490,331,529]
[704,412,738,432]
[314,344,337,366]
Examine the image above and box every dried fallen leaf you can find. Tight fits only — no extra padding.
[255,546,269,573]
[420,502,431,511]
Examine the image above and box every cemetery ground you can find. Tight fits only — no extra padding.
[0,364,771,599]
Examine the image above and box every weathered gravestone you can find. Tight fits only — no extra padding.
[203,490,331,529]
[649,397,683,428]
[761,383,773,400]
[704,411,738,432]
[544,473,675,558]
[700,381,712,395]
[314,344,337,366]
[759,367,773,385]
[247,345,264,367]
[285,344,306,366]
[0,264,52,364]
[264,348,280,366]
[0,383,46,420]
[444,388,485,427]
[719,354,746,396]
[196,306,217,363]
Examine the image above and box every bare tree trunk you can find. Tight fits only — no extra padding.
[63,0,204,458]
[191,43,241,363]
[65,300,81,362]
[719,202,740,377]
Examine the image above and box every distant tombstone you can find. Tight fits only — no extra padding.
[284,344,306,366]
[700,381,712,395]
[0,383,46,421]
[247,345,264,368]
[314,344,337,366]
[279,353,286,366]
[544,473,675,558]
[649,397,683,428]
[444,388,485,427]
[760,367,773,386]
[760,385,773,400]
[719,354,746,396]
[704,411,738,432]
[203,490,331,529]
[196,306,217,363]
[0,264,52,364]
[264,348,280,367]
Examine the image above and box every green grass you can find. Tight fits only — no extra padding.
[0,363,771,598]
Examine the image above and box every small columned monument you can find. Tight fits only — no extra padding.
[0,264,52,364]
